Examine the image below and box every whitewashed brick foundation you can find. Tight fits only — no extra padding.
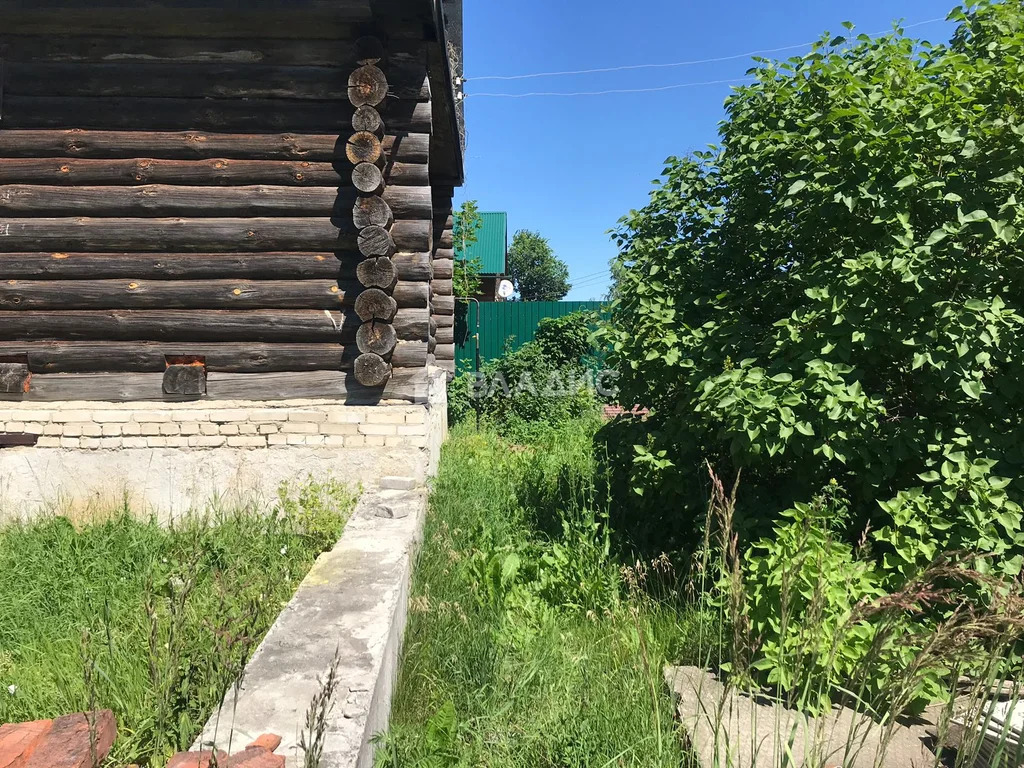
[0,369,448,520]
[2,403,431,451]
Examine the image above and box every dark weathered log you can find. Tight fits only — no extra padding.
[0,34,426,67]
[348,65,388,108]
[0,308,429,342]
[434,344,455,361]
[352,105,384,134]
[395,281,430,309]
[356,257,396,289]
[435,314,454,329]
[432,279,454,297]
[357,226,396,258]
[208,368,426,403]
[1,97,432,134]
[433,259,454,279]
[0,158,346,187]
[0,7,374,37]
[0,184,343,217]
[0,279,349,310]
[433,295,456,316]
[163,364,206,395]
[345,131,383,166]
[438,230,454,250]
[433,247,455,261]
[354,288,397,321]
[4,61,430,101]
[356,321,397,356]
[344,252,430,283]
[381,186,432,221]
[390,341,428,368]
[0,130,430,164]
[352,163,384,195]
[383,161,429,186]
[354,353,391,387]
[0,251,346,279]
[0,156,429,189]
[0,279,432,311]
[0,251,434,284]
[337,187,431,222]
[0,341,358,372]
[436,327,455,345]
[0,217,396,252]
[6,368,429,404]
[390,220,432,253]
[352,196,393,229]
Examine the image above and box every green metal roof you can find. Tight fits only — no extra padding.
[462,211,507,275]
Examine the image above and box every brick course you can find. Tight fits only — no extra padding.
[0,401,430,451]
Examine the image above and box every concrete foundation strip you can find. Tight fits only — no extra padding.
[195,482,428,768]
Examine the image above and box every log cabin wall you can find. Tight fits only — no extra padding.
[0,1,460,402]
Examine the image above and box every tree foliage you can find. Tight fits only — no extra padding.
[448,312,599,440]
[602,1,1024,568]
[507,230,571,301]
[453,199,483,298]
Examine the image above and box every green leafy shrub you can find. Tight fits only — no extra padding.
[603,1,1024,563]
[450,311,601,439]
[602,1,1024,706]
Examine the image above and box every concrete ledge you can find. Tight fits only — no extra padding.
[195,483,428,768]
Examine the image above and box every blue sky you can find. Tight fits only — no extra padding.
[457,0,959,300]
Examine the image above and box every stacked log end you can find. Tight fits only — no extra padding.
[431,188,456,377]
[349,42,393,388]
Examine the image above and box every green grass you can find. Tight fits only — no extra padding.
[0,477,357,767]
[378,420,691,767]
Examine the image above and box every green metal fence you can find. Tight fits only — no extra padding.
[455,301,606,372]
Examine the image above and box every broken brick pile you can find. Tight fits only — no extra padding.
[0,711,283,768]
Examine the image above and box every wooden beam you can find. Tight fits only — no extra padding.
[0,308,430,342]
[0,251,433,281]
[2,368,430,404]
[0,185,434,219]
[0,130,431,163]
[3,61,429,101]
[0,158,429,187]
[0,8,374,38]
[0,97,432,133]
[0,341,429,373]
[0,34,427,67]
[0,279,431,310]
[0,217,432,252]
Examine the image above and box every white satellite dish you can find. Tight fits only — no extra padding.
[497,279,515,299]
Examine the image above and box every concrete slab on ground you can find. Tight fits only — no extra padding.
[665,666,937,768]
[195,485,428,768]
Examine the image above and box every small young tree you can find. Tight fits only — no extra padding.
[453,200,483,297]
[507,230,571,301]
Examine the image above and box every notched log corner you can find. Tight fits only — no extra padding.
[163,356,207,396]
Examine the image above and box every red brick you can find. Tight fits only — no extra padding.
[22,711,116,768]
[245,735,281,753]
[167,750,227,768]
[0,720,53,768]
[225,747,284,768]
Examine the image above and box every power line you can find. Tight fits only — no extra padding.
[571,268,612,283]
[466,16,947,83]
[469,77,752,99]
